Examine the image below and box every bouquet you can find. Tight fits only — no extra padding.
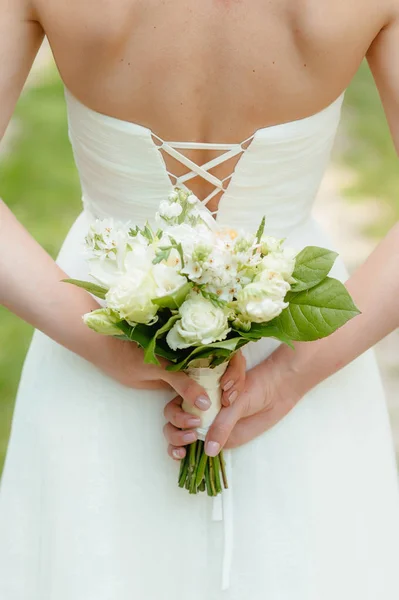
[65,187,360,496]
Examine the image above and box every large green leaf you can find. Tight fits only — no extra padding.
[151,282,192,309]
[62,278,108,300]
[166,337,244,371]
[144,314,180,365]
[291,246,338,292]
[275,277,361,341]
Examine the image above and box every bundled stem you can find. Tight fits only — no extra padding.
[178,440,228,495]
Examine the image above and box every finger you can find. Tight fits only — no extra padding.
[164,396,202,429]
[204,396,246,457]
[162,370,211,411]
[221,351,247,407]
[167,444,187,461]
[163,422,198,447]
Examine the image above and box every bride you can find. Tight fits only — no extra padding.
[1,1,399,598]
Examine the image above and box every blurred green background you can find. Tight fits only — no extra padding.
[0,60,398,475]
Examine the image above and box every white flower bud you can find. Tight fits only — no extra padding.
[159,201,183,219]
[187,193,199,204]
[83,308,123,336]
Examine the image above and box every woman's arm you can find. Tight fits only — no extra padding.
[0,2,124,379]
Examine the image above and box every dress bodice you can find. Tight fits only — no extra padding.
[64,88,344,235]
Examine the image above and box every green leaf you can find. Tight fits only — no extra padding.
[144,314,180,365]
[291,246,339,292]
[274,277,361,341]
[255,216,266,245]
[198,287,227,308]
[115,320,178,362]
[115,320,153,346]
[166,337,244,371]
[152,246,172,265]
[129,226,141,238]
[152,282,192,309]
[166,236,185,269]
[232,322,294,348]
[62,278,108,300]
[142,222,155,242]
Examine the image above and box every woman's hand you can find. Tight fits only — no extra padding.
[162,351,247,460]
[163,350,301,460]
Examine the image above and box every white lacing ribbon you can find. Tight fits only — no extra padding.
[152,133,255,207]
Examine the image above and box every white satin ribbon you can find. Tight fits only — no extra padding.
[184,363,234,591]
[212,449,234,591]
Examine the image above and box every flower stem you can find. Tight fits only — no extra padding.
[187,441,197,493]
[208,456,217,496]
[195,449,208,489]
[178,452,189,488]
[189,441,202,494]
[205,459,214,496]
[212,455,222,494]
[220,450,229,489]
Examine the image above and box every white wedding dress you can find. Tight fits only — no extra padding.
[1,88,399,600]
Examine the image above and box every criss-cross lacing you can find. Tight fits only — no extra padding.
[151,133,256,213]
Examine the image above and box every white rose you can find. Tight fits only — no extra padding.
[106,271,158,325]
[166,294,230,350]
[237,281,288,323]
[168,191,179,202]
[261,247,297,282]
[152,263,188,297]
[159,200,183,218]
[83,308,123,336]
[255,269,291,298]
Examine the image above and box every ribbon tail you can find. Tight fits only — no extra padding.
[221,450,234,591]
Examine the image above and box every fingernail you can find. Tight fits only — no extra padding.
[183,432,197,443]
[172,449,184,459]
[223,380,234,392]
[187,417,201,427]
[229,390,238,403]
[195,395,211,410]
[205,441,220,457]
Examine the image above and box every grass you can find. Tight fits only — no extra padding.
[339,62,399,237]
[0,71,81,472]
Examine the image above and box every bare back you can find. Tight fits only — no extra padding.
[3,0,399,205]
